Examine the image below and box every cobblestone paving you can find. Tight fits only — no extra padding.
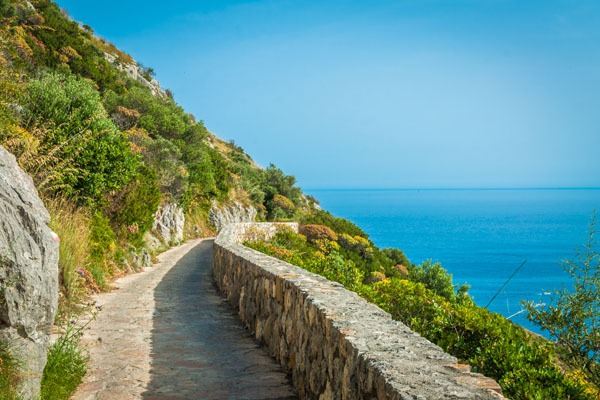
[72,239,296,400]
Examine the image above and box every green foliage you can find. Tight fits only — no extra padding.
[525,214,600,389]
[0,0,15,19]
[307,249,364,289]
[338,233,374,261]
[127,130,188,200]
[0,339,20,400]
[299,209,368,238]
[104,164,161,246]
[24,0,126,92]
[261,163,302,219]
[382,247,411,268]
[88,212,117,288]
[184,144,231,203]
[247,230,364,290]
[23,72,139,205]
[41,319,89,400]
[268,194,295,219]
[249,225,593,398]
[226,142,266,206]
[408,260,469,303]
[364,277,591,399]
[104,86,191,141]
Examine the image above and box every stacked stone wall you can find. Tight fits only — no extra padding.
[214,222,504,399]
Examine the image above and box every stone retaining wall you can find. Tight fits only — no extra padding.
[213,223,504,399]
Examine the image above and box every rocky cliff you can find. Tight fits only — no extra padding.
[209,201,257,232]
[0,146,59,399]
[152,202,185,245]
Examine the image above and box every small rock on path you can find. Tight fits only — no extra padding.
[72,239,296,400]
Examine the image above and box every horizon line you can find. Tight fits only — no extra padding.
[304,186,600,191]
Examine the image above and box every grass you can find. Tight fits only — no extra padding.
[41,319,89,400]
[184,205,215,239]
[45,197,98,316]
[0,339,21,400]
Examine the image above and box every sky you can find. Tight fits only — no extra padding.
[54,0,600,189]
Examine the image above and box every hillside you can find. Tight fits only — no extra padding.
[0,1,598,399]
[0,0,332,294]
[0,0,356,397]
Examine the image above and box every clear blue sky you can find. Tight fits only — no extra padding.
[55,0,600,189]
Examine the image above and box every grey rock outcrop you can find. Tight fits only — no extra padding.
[209,201,257,232]
[104,52,166,98]
[152,203,185,245]
[0,146,59,399]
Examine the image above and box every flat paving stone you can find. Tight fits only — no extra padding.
[72,239,296,400]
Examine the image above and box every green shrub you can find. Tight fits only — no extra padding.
[104,163,161,246]
[299,224,338,243]
[299,209,368,238]
[23,0,126,92]
[409,260,469,303]
[41,320,89,400]
[262,164,302,207]
[104,86,191,141]
[250,227,593,398]
[382,247,411,268]
[127,133,188,200]
[23,72,139,205]
[267,193,296,220]
[362,278,591,399]
[306,250,363,289]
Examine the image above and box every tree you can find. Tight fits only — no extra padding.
[525,213,600,388]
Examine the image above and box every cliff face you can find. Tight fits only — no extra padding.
[209,201,257,232]
[104,52,165,97]
[0,145,59,399]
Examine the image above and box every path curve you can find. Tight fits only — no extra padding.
[72,239,296,400]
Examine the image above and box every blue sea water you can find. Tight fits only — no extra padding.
[306,188,600,335]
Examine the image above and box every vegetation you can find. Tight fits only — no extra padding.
[1,0,595,398]
[246,225,598,399]
[525,214,600,394]
[41,318,90,400]
[0,340,20,400]
[0,0,323,395]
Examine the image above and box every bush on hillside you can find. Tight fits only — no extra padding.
[104,164,161,246]
[300,209,368,238]
[300,224,338,243]
[408,260,469,303]
[23,0,126,93]
[126,130,188,200]
[22,72,139,205]
[361,278,590,399]
[267,194,295,220]
[249,224,594,399]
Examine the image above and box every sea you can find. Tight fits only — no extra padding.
[305,188,600,336]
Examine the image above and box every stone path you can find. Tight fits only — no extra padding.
[72,239,297,400]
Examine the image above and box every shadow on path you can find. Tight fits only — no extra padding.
[142,240,297,400]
